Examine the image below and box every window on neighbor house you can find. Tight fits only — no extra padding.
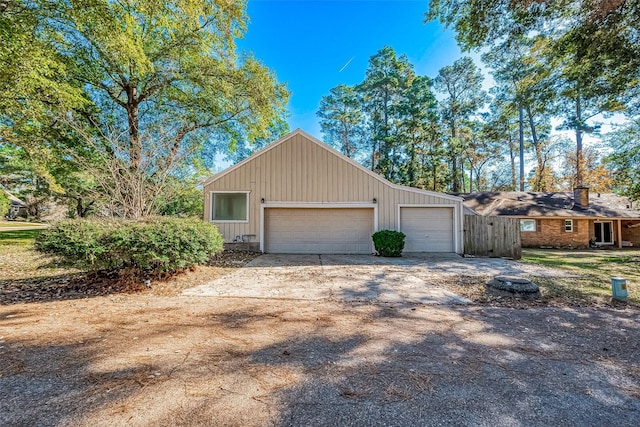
[565,219,574,232]
[520,219,536,232]
[211,192,248,222]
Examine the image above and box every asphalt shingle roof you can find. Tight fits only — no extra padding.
[462,192,640,219]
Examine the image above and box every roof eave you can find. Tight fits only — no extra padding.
[202,129,463,202]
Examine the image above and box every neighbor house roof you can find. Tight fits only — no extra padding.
[2,189,27,207]
[462,192,640,219]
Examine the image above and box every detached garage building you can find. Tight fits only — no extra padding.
[203,129,464,254]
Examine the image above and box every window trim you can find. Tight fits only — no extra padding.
[210,191,250,223]
[520,219,537,232]
[564,219,574,232]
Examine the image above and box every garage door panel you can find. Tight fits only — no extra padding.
[265,208,374,254]
[401,207,454,252]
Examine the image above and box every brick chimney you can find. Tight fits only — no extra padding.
[574,186,589,208]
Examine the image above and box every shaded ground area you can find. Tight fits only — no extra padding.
[1,296,639,426]
[184,253,577,304]
[0,249,259,305]
[1,243,639,425]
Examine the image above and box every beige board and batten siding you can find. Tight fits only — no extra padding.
[203,129,464,253]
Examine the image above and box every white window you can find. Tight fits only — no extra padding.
[211,192,249,222]
[520,219,536,232]
[565,219,573,232]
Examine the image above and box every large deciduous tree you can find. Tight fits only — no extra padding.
[1,0,288,218]
[426,0,640,67]
[427,0,639,188]
[0,0,92,215]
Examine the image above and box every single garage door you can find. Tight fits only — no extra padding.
[265,208,374,254]
[400,207,454,252]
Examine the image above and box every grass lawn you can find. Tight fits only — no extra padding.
[0,220,47,228]
[0,228,80,285]
[521,248,640,306]
[0,228,44,246]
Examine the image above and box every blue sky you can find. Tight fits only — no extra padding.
[237,0,467,138]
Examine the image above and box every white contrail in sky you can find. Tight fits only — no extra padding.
[339,57,354,73]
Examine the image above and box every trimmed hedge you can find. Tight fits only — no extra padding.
[372,230,405,257]
[35,216,223,274]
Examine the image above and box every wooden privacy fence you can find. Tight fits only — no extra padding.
[464,216,522,259]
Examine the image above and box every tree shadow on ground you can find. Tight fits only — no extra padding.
[2,295,640,427]
[114,299,640,427]
[0,303,279,426]
[0,338,164,427]
[261,306,640,426]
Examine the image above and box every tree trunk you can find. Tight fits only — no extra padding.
[509,134,517,190]
[126,85,141,171]
[519,106,525,191]
[432,161,438,192]
[533,143,545,191]
[370,147,375,171]
[450,120,459,192]
[575,86,584,186]
[341,122,350,157]
[523,104,548,190]
[524,104,546,191]
[408,138,416,187]
[370,108,378,171]
[76,197,84,218]
[75,197,95,218]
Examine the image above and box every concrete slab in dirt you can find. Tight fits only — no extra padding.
[185,253,571,303]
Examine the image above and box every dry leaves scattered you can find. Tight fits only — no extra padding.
[0,246,260,304]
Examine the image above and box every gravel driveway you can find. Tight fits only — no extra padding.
[184,253,575,303]
[1,253,639,427]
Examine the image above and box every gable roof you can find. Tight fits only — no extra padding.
[463,191,640,219]
[204,128,462,202]
[2,189,27,207]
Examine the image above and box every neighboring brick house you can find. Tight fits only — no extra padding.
[462,187,640,249]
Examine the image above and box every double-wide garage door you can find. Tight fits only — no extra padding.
[265,208,374,254]
[400,207,455,252]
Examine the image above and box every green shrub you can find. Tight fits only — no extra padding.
[372,230,406,257]
[35,216,223,274]
[0,191,10,217]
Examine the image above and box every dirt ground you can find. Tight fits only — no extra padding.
[1,261,640,426]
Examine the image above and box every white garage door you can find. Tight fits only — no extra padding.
[400,207,455,252]
[265,208,374,254]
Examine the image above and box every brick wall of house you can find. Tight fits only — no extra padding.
[521,218,592,248]
[622,221,640,246]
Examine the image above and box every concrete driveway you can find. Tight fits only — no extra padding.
[184,253,573,304]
